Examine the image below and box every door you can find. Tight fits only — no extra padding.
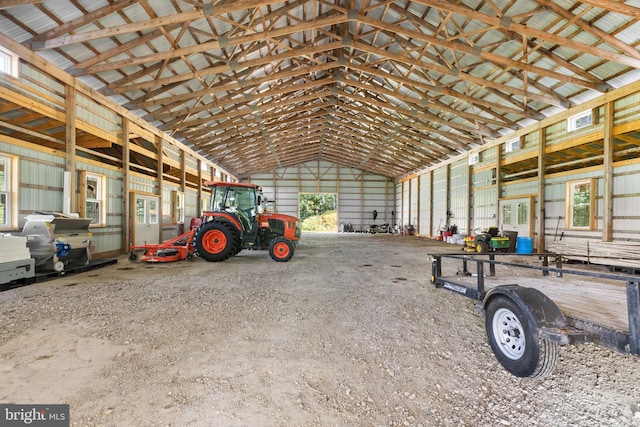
[499,197,533,238]
[132,194,160,246]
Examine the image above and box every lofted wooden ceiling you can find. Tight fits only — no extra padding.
[2,0,640,179]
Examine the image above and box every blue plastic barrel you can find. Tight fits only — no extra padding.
[516,237,533,254]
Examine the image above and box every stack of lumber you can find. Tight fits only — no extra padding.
[550,240,640,269]
[0,233,31,264]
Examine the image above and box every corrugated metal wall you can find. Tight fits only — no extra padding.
[409,177,418,229]
[448,159,469,235]
[418,172,431,236]
[249,161,393,232]
[431,167,448,236]
[398,98,640,249]
[1,138,125,254]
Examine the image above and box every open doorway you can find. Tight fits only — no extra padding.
[299,193,337,232]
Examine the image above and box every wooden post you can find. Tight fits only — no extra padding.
[603,102,614,242]
[467,160,473,237]
[65,84,77,213]
[196,159,202,216]
[157,134,164,243]
[122,118,130,253]
[537,129,546,253]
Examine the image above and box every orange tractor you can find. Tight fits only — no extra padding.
[193,182,301,262]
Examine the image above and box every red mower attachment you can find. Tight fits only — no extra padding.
[129,229,196,263]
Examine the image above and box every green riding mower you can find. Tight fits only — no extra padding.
[467,227,517,253]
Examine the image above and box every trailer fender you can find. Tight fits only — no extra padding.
[482,285,568,337]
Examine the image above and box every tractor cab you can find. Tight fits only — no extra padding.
[210,183,258,232]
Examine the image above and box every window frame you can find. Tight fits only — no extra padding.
[567,110,593,132]
[0,45,19,78]
[0,154,16,230]
[505,137,522,153]
[80,171,106,226]
[201,197,210,214]
[566,178,596,230]
[135,198,147,225]
[148,199,158,225]
[172,190,185,224]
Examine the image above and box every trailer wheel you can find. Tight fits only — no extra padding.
[485,295,558,378]
[269,237,294,262]
[128,252,138,261]
[194,221,238,262]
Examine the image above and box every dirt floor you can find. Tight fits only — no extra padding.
[1,232,640,427]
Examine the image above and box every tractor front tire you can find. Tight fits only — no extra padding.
[269,237,294,262]
[195,221,239,262]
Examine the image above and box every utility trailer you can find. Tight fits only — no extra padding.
[430,253,640,378]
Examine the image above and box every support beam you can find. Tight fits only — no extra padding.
[122,118,131,254]
[65,84,77,213]
[157,135,164,243]
[537,130,546,253]
[603,101,614,242]
[197,159,203,216]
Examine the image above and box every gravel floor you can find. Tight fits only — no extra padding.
[1,232,639,426]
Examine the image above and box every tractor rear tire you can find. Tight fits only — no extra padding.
[195,221,239,262]
[269,237,294,262]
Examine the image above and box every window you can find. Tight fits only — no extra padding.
[468,152,480,165]
[135,199,146,224]
[0,46,18,78]
[80,172,105,225]
[505,137,521,153]
[502,204,511,225]
[517,202,528,225]
[173,191,185,223]
[0,155,13,228]
[567,110,593,132]
[567,179,595,230]
[149,200,158,224]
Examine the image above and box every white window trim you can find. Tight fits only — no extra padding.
[505,137,521,153]
[567,110,593,132]
[0,45,19,78]
[173,190,185,224]
[566,178,595,230]
[84,172,106,226]
[0,154,17,230]
[149,199,159,225]
[201,197,210,214]
[135,198,147,225]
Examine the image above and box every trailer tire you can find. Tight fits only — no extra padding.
[194,221,238,262]
[485,295,558,378]
[128,252,138,261]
